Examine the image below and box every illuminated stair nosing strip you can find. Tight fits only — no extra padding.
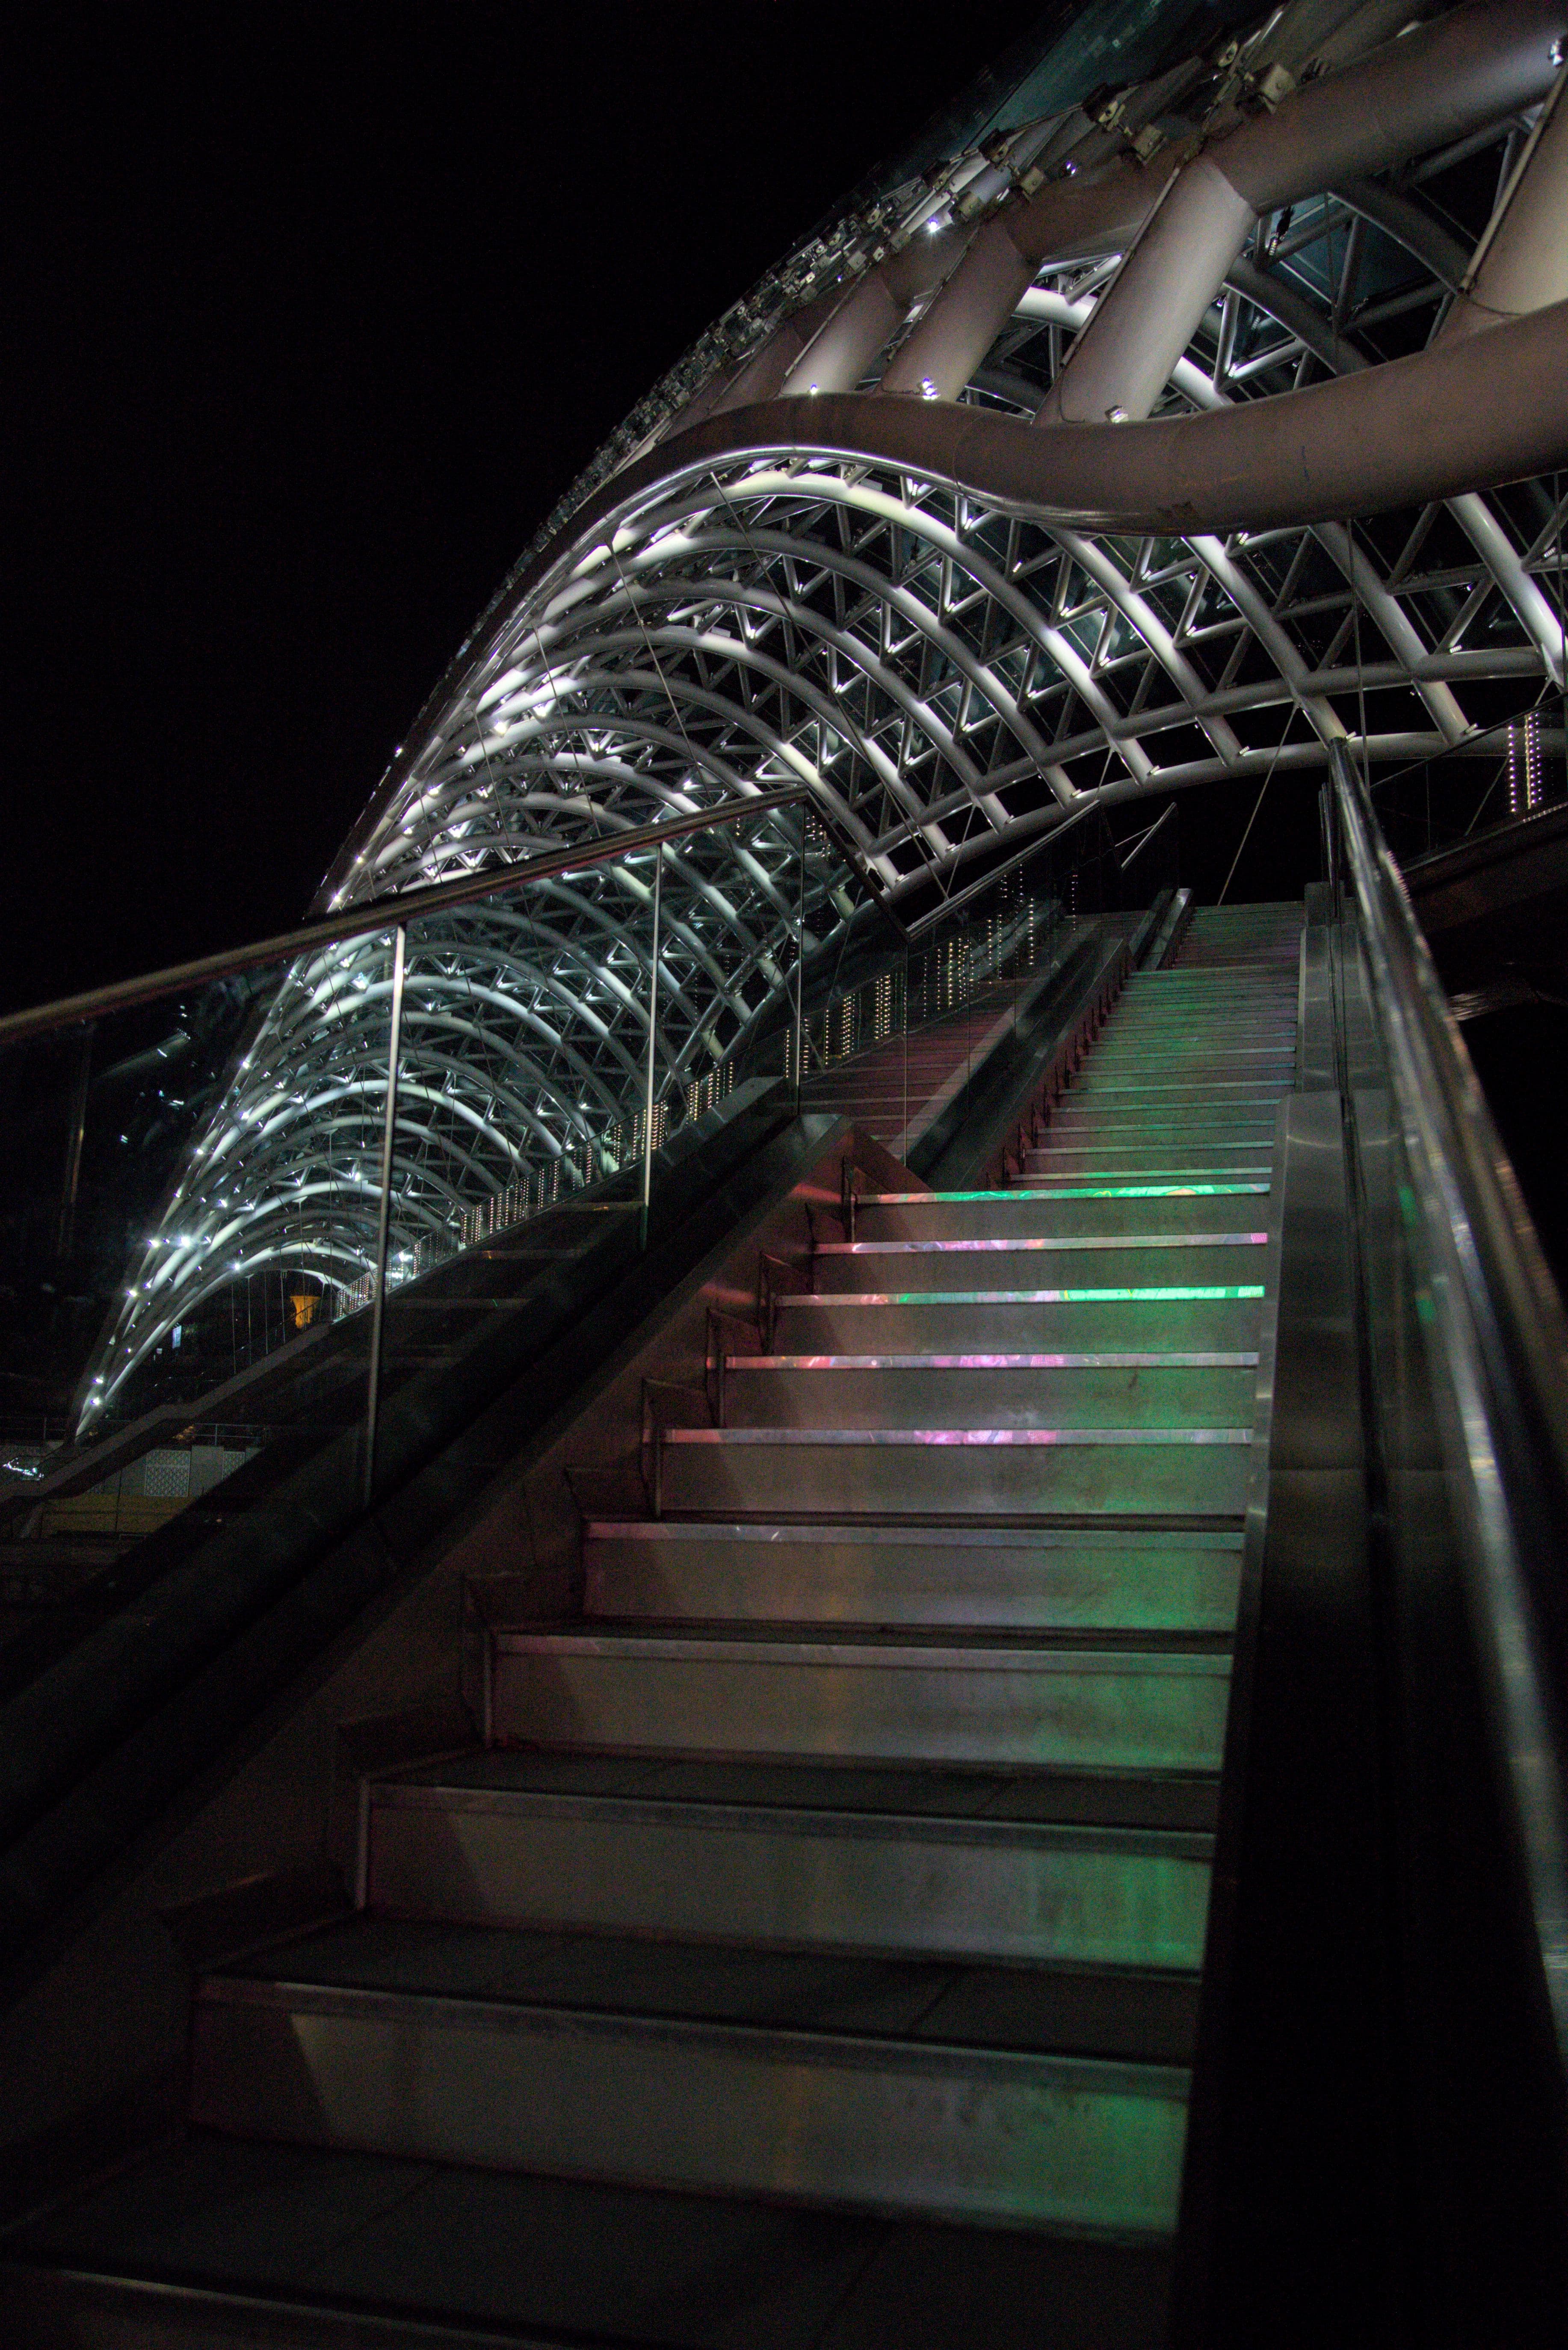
[860,1185,1270,1202]
[726,1351,1261,1370]
[776,1285,1268,1305]
[819,1234,1267,1257]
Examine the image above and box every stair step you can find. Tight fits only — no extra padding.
[1076,1021,1292,1037]
[853,1184,1271,1241]
[0,2133,1177,2349]
[1084,1047,1295,1068]
[1033,1135,1275,1158]
[1080,1072,1275,1086]
[657,1422,1251,1518]
[1075,1018,1291,1035]
[812,1234,1266,1294]
[1049,1123,1284,1148]
[189,1920,1194,2231]
[486,1623,1232,1770]
[1077,1078,1284,1093]
[1096,1004,1295,1020]
[365,1760,1214,1968]
[1063,1082,1290,1107]
[1021,1148,1275,1176]
[580,1518,1244,1629]
[776,1290,1265,1353]
[1046,1104,1282,1130]
[378,1749,1224,1829]
[1006,1162,1273,1188]
[722,1356,1256,1429]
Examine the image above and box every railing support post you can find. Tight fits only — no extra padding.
[793,818,806,1112]
[56,1021,94,1259]
[362,921,407,1509]
[641,841,663,1249]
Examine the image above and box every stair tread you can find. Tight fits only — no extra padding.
[858,1184,1270,1201]
[2,2132,1173,2348]
[728,1350,1260,1366]
[376,1746,1221,1833]
[489,1620,1233,1660]
[582,1521,1244,1548]
[208,1917,1200,2066]
[662,1424,1254,1443]
[778,1287,1266,1302]
[816,1232,1268,1253]
[1072,1081,1297,1090]
[1013,1165,1274,1181]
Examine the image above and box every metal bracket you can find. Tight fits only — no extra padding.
[839,1156,864,1243]
[706,1307,729,1429]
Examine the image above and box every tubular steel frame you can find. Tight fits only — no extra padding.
[81,0,1568,1424]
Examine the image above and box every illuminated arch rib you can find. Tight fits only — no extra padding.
[82,0,1568,1421]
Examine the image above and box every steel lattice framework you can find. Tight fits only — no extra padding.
[83,0,1568,1422]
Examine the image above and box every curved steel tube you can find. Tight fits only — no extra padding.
[885,0,1565,411]
[538,299,1568,557]
[1331,741,1568,2063]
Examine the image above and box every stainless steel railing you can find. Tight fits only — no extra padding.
[1328,738,1568,2063]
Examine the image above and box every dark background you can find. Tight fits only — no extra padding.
[5,1,1077,1019]
[6,8,1559,1263]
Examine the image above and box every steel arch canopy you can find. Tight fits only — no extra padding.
[81,0,1568,1423]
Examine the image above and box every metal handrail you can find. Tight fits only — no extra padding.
[1331,739,1568,2057]
[0,785,809,1050]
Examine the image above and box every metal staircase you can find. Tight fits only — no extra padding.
[3,906,1302,2345]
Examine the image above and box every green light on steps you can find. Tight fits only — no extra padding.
[925,1184,1267,1202]
[1059,1285,1267,1302]
[869,1185,1269,1206]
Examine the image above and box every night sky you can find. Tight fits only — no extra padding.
[7,4,1057,1020]
[9,6,1568,1367]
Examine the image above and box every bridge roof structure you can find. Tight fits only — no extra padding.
[82,0,1568,1424]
